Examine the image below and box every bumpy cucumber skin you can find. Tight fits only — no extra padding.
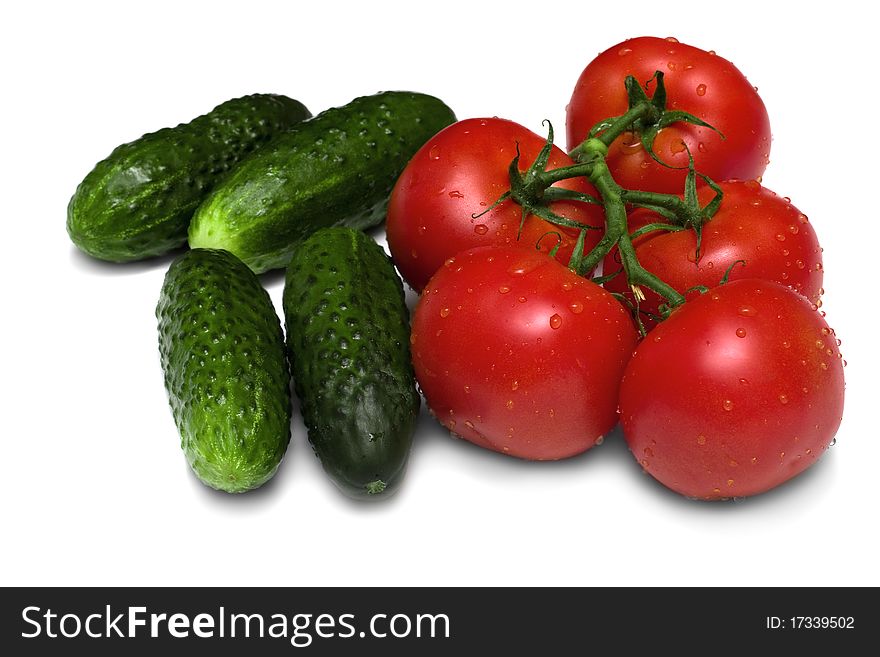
[157,248,291,493]
[190,91,456,273]
[68,94,311,262]
[283,228,419,497]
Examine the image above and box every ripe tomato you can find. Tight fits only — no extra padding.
[619,279,845,499]
[603,180,823,328]
[566,36,771,193]
[387,117,605,292]
[411,246,638,460]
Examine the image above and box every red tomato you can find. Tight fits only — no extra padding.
[411,246,638,460]
[604,180,823,328]
[619,279,845,499]
[566,36,771,193]
[387,118,605,292]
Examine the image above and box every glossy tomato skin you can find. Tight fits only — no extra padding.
[604,180,823,328]
[619,279,845,500]
[387,118,604,292]
[566,37,771,193]
[412,246,638,460]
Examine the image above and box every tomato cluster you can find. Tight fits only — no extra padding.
[387,36,845,500]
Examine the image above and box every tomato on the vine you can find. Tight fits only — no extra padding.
[603,180,823,328]
[566,36,771,193]
[411,246,637,460]
[387,118,605,292]
[619,279,845,499]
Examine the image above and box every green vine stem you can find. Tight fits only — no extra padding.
[495,71,728,314]
[579,152,685,307]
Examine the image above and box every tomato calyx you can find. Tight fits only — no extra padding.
[569,71,724,171]
[621,152,725,262]
[473,120,602,240]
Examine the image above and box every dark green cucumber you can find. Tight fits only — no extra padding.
[68,94,311,262]
[189,91,456,273]
[283,228,419,497]
[157,248,291,493]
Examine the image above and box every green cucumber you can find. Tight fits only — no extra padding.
[68,94,311,262]
[283,228,419,497]
[189,91,456,273]
[157,248,291,493]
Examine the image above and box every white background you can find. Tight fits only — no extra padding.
[2,0,877,587]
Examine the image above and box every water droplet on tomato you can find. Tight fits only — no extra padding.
[428,145,441,160]
[737,305,757,317]
[779,393,789,405]
[695,83,707,96]
[439,307,450,318]
[781,272,789,280]
[697,142,707,153]
[618,47,632,56]
[472,223,489,235]
[568,301,584,314]
[506,399,514,409]
[750,199,762,207]
[727,479,735,488]
[735,328,747,338]
[508,259,543,276]
[464,420,475,430]
[775,234,786,242]
[739,378,749,385]
[518,296,527,303]
[561,281,573,291]
[448,190,464,198]
[722,400,734,411]
[665,36,679,43]
[788,224,799,235]
[670,139,687,154]
[498,285,510,294]
[643,447,654,457]
[697,434,707,445]
[708,49,716,55]
[820,362,828,370]
[797,213,809,224]
[549,313,563,329]
[620,133,641,154]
